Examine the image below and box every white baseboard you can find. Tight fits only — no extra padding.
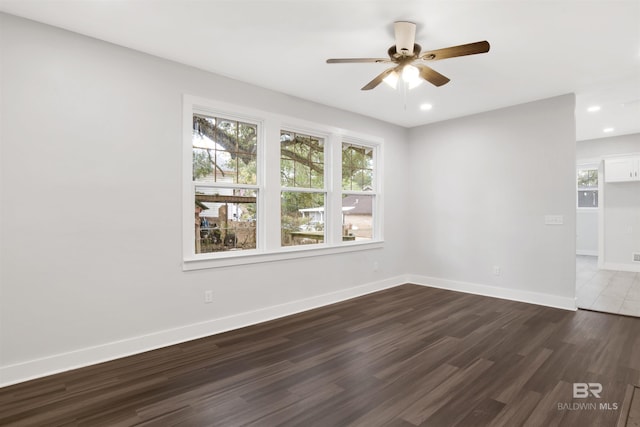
[0,275,406,388]
[602,262,640,273]
[576,250,598,256]
[0,274,580,387]
[407,274,577,312]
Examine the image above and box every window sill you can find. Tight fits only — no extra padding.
[183,240,384,271]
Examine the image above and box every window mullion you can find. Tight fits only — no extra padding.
[328,134,342,245]
[264,118,282,252]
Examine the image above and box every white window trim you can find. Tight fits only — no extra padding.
[182,94,384,270]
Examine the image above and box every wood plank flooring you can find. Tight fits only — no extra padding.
[1,284,639,426]
[617,385,640,427]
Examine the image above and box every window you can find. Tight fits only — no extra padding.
[342,142,376,241]
[280,131,326,246]
[183,95,383,269]
[577,165,598,208]
[192,114,259,254]
[342,143,373,191]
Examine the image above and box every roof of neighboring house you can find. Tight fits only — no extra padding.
[342,195,372,215]
[195,201,209,210]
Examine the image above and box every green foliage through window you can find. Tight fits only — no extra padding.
[342,143,373,191]
[281,192,325,246]
[577,168,597,188]
[192,114,257,185]
[280,131,324,189]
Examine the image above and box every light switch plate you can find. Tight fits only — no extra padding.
[544,215,564,225]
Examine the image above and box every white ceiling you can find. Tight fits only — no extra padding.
[1,0,639,141]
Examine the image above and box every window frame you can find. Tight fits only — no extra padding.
[280,127,329,248]
[576,162,599,210]
[182,95,383,270]
[340,139,380,243]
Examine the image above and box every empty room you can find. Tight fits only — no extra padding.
[1,1,640,426]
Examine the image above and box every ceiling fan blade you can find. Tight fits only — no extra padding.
[416,64,450,87]
[394,21,417,56]
[326,58,390,64]
[420,41,490,61]
[361,66,400,91]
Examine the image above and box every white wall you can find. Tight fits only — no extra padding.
[577,134,640,271]
[577,133,640,158]
[407,95,577,308]
[0,14,411,385]
[576,210,598,255]
[0,13,583,387]
[604,181,640,269]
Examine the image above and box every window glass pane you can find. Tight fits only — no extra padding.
[342,194,373,241]
[577,167,598,208]
[238,155,257,185]
[578,190,598,208]
[222,154,238,184]
[295,164,311,188]
[192,147,214,182]
[238,122,258,155]
[295,140,309,158]
[194,187,257,253]
[281,131,324,189]
[342,143,374,191]
[281,159,294,186]
[311,141,324,163]
[217,120,237,151]
[192,114,257,185]
[281,192,325,246]
[577,168,598,188]
[310,167,323,188]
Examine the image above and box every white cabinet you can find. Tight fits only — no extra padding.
[604,155,640,183]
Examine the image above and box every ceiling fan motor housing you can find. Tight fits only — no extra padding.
[394,21,417,55]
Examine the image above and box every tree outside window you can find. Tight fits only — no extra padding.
[192,114,258,253]
[280,131,325,246]
[342,144,373,191]
[342,142,376,241]
[184,95,384,267]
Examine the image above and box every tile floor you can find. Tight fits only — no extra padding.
[576,255,640,317]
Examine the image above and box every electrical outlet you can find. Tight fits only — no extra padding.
[493,266,501,276]
[373,261,379,272]
[204,290,213,303]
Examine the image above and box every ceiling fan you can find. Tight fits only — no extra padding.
[326,21,490,90]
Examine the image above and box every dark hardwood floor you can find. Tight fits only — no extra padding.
[1,284,639,426]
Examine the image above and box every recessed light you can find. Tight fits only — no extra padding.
[587,105,601,112]
[603,127,614,133]
[420,103,433,111]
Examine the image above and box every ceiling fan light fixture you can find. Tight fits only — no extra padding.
[383,71,399,89]
[402,65,422,89]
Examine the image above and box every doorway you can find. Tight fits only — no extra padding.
[575,160,640,317]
